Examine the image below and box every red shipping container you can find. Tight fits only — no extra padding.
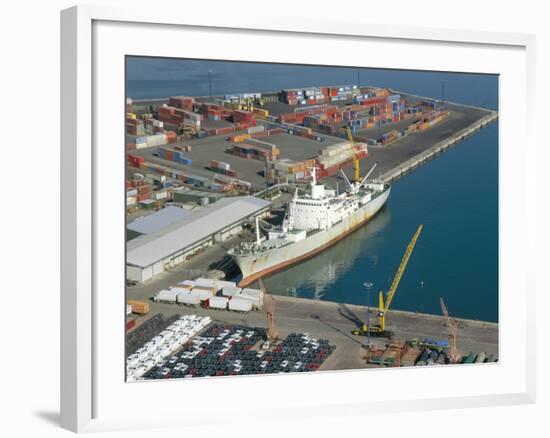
[138,193,150,202]
[126,318,136,332]
[138,185,150,195]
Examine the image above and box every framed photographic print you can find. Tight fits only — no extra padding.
[61,5,536,433]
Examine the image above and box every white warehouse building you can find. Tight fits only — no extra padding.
[127,196,271,283]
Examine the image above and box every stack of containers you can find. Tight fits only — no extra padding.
[135,133,168,149]
[227,143,280,161]
[158,105,203,130]
[316,141,368,177]
[127,154,145,168]
[127,117,145,136]
[233,110,255,124]
[266,159,308,181]
[173,144,192,152]
[209,160,237,177]
[169,96,195,110]
[280,89,298,105]
[156,147,193,166]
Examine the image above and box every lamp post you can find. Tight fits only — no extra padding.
[208,69,212,98]
[363,282,373,348]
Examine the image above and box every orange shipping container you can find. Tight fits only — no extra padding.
[127,300,150,315]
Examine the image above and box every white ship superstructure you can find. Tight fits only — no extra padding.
[229,166,390,286]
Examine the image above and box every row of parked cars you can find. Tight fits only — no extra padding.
[143,324,336,380]
[126,315,211,382]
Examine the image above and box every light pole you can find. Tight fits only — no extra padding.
[208,69,212,98]
[363,282,373,348]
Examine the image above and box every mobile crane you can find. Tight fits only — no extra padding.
[353,224,423,337]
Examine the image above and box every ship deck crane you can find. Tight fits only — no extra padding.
[353,224,423,337]
[259,278,278,340]
[346,127,361,183]
[440,297,462,363]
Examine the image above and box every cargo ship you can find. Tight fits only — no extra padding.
[229,166,390,286]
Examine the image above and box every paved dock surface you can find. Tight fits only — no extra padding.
[127,289,498,371]
[330,101,496,186]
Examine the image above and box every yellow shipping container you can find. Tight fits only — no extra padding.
[233,134,251,142]
[127,300,150,315]
[127,112,137,119]
[253,108,269,119]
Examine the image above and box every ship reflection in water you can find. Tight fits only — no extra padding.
[252,205,391,299]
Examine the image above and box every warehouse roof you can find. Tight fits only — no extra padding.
[127,206,192,235]
[127,196,271,268]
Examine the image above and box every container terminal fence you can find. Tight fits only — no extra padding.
[143,324,336,380]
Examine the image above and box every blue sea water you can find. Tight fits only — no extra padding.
[127,58,499,322]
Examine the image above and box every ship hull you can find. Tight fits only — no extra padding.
[233,187,391,287]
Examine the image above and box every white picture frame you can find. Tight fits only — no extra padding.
[61,5,536,433]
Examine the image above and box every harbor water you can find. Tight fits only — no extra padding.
[127,58,499,322]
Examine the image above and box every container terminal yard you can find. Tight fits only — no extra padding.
[125,83,498,380]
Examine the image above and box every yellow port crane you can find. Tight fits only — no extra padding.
[353,224,423,337]
[346,126,361,183]
[440,297,462,363]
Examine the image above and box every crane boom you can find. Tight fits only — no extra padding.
[259,278,277,340]
[440,297,461,363]
[346,127,360,183]
[384,224,423,312]
[354,224,423,337]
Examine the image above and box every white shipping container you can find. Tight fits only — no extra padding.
[237,293,261,308]
[176,293,200,306]
[228,297,252,312]
[156,289,178,303]
[241,288,264,306]
[127,196,137,206]
[247,125,265,134]
[194,278,216,287]
[190,289,212,301]
[222,286,242,297]
[126,304,132,316]
[170,286,192,294]
[178,280,196,288]
[209,296,228,310]
[213,280,238,289]
[153,190,168,200]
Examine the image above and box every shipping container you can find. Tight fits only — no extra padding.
[127,300,150,315]
[228,297,253,313]
[176,293,201,306]
[209,296,228,310]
